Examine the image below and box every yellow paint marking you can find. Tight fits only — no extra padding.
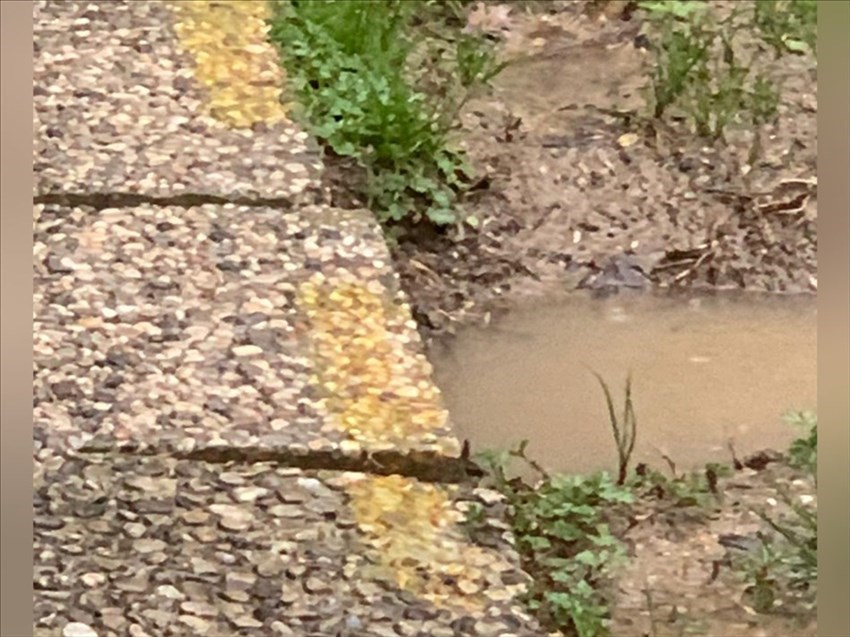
[166,1,505,614]
[296,275,452,449]
[169,0,289,128]
[346,475,499,612]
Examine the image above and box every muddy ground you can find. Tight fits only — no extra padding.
[320,2,818,635]
[605,454,816,637]
[382,0,817,343]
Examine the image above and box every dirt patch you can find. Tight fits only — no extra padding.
[607,458,816,637]
[385,0,817,342]
[313,4,818,634]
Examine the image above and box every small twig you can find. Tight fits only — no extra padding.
[659,453,678,479]
[510,440,551,481]
[643,584,660,637]
[671,248,713,283]
[727,439,743,470]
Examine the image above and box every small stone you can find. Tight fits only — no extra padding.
[233,486,268,502]
[232,345,263,357]
[80,572,106,587]
[209,504,254,531]
[180,601,218,617]
[156,585,184,600]
[178,616,211,634]
[218,472,246,485]
[269,504,305,519]
[304,576,330,594]
[473,489,504,506]
[114,575,148,592]
[226,571,256,591]
[270,621,296,636]
[133,538,166,554]
[190,557,219,575]
[484,587,514,602]
[124,523,146,538]
[62,622,97,637]
[256,557,285,578]
[231,615,263,629]
[181,510,210,525]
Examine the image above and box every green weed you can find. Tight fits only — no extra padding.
[753,0,817,57]
[588,369,638,486]
[638,0,815,142]
[477,442,633,637]
[267,0,500,232]
[630,461,728,509]
[785,409,817,477]
[732,413,818,614]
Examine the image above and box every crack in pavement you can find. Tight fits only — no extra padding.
[78,443,485,485]
[33,190,325,211]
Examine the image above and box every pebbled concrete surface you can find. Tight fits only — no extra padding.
[32,1,549,635]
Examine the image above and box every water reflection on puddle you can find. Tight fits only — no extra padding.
[431,291,817,475]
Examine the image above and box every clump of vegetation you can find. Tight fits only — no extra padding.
[638,0,816,143]
[477,441,633,637]
[753,0,817,58]
[785,409,817,477]
[588,369,638,486]
[268,0,502,233]
[473,366,818,636]
[733,411,817,614]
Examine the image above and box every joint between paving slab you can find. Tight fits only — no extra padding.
[76,444,485,486]
[33,191,324,212]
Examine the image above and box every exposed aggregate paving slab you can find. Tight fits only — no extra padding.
[32,0,547,633]
[33,0,325,205]
[33,202,462,473]
[34,452,545,637]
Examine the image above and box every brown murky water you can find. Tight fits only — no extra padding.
[431,291,817,475]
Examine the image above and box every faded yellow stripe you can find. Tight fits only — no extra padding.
[296,275,450,448]
[168,0,289,128]
[297,276,503,610]
[346,475,498,612]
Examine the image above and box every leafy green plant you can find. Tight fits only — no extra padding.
[639,0,713,120]
[753,0,817,57]
[477,442,633,637]
[637,0,814,142]
[268,0,500,232]
[732,413,817,615]
[737,487,817,614]
[455,32,509,90]
[630,463,724,509]
[785,410,817,477]
[588,369,638,486]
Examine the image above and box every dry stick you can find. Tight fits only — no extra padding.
[511,440,551,482]
[643,583,660,637]
[656,451,678,480]
[727,439,744,470]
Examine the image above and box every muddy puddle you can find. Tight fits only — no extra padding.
[431,291,817,475]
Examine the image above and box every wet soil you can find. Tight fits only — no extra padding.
[385,0,817,342]
[320,2,818,635]
[606,457,817,637]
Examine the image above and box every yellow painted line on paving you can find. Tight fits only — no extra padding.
[166,2,497,611]
[298,276,512,609]
[169,0,289,128]
[344,474,514,613]
[296,274,454,452]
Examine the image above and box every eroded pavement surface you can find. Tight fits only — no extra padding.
[32,2,548,636]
